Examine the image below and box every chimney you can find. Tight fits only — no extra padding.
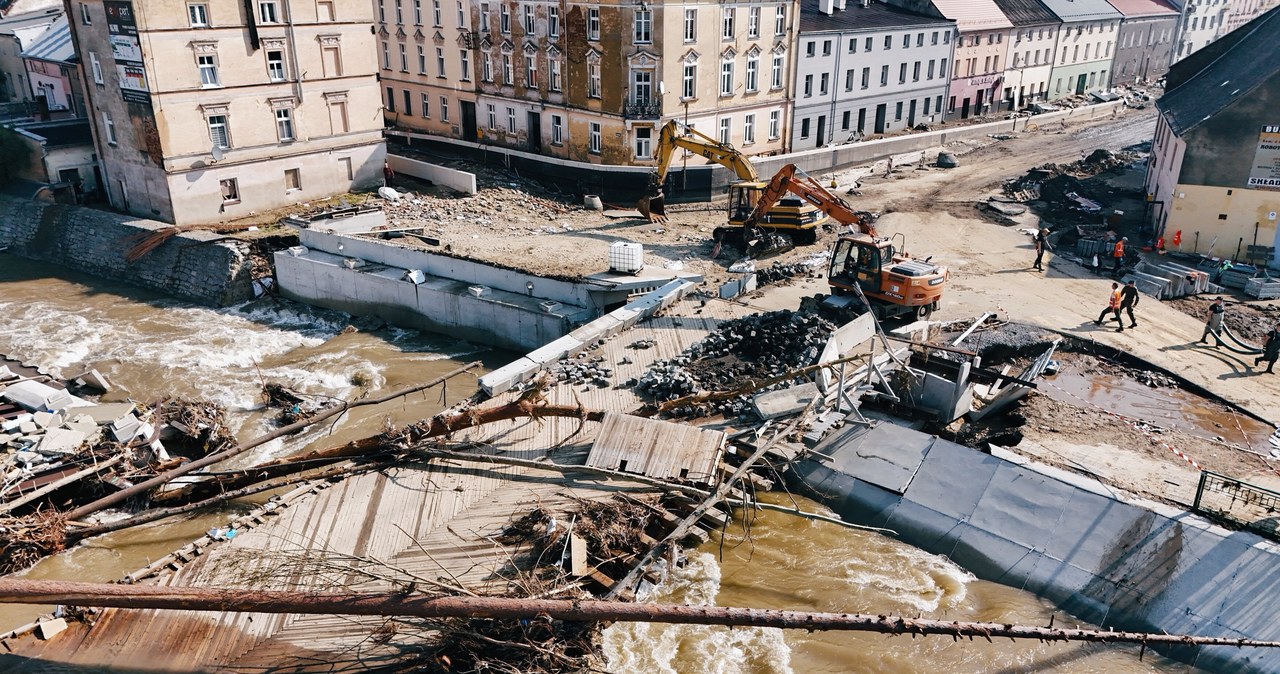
[819,0,834,14]
[835,0,847,10]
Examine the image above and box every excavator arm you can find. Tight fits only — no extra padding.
[742,163,878,238]
[639,120,759,222]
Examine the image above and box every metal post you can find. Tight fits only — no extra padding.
[1193,470,1209,512]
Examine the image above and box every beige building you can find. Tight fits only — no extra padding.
[384,0,798,167]
[68,0,385,225]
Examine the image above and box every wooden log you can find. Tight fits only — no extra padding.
[1,579,1278,649]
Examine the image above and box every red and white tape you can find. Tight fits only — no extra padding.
[1042,380,1204,472]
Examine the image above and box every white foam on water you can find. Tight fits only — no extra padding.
[840,544,974,614]
[601,552,794,674]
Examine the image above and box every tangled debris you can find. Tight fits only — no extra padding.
[160,399,235,455]
[0,510,68,575]
[261,383,334,426]
[635,310,836,418]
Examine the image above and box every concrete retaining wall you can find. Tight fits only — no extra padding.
[791,423,1280,672]
[389,100,1126,203]
[0,196,254,306]
[387,155,478,195]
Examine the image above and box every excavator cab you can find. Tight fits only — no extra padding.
[727,182,765,224]
[830,236,893,295]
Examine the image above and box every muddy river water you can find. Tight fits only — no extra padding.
[0,256,1202,673]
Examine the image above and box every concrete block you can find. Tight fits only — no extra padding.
[478,357,540,396]
[110,414,142,443]
[526,336,584,365]
[1,413,32,431]
[36,618,68,640]
[79,402,137,425]
[606,307,641,331]
[32,411,58,429]
[753,382,821,420]
[19,421,38,434]
[38,427,87,455]
[72,368,112,393]
[568,315,620,345]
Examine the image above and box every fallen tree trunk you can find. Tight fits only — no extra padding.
[1,579,1275,649]
[65,361,483,522]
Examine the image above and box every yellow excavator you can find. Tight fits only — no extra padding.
[638,121,826,244]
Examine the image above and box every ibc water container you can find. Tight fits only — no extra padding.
[609,241,644,273]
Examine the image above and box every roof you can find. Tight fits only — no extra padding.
[1157,7,1280,135]
[16,119,93,147]
[928,0,1014,31]
[800,0,956,33]
[0,6,58,37]
[0,0,61,17]
[19,12,71,63]
[1104,0,1179,18]
[992,0,1059,26]
[1037,0,1123,23]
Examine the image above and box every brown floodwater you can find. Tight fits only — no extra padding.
[1,256,1205,672]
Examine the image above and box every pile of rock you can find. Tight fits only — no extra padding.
[550,356,614,388]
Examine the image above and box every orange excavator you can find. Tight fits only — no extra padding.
[743,164,948,320]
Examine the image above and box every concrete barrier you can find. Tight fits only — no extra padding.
[386,155,478,195]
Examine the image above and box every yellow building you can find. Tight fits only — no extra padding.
[68,0,386,225]
[1145,7,1280,266]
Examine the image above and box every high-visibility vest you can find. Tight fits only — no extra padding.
[1109,290,1121,308]
[1114,240,1125,258]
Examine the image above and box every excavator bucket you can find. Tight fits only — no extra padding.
[638,195,668,223]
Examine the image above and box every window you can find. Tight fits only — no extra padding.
[549,6,558,36]
[864,36,871,51]
[503,54,513,84]
[258,0,279,23]
[421,92,430,117]
[549,57,560,90]
[902,34,909,48]
[943,30,949,44]
[748,7,760,38]
[880,64,888,86]
[819,72,828,95]
[803,74,812,97]
[378,0,385,21]
[718,118,730,144]
[844,69,853,91]
[525,55,536,86]
[805,41,815,57]
[983,55,990,73]
[90,52,104,84]
[523,5,533,33]
[208,114,230,148]
[884,35,891,49]
[551,114,563,144]
[188,3,208,26]
[385,85,395,111]
[220,178,239,203]
[395,0,402,23]
[198,54,219,86]
[722,8,734,39]
[923,97,930,115]
[912,61,920,81]
[917,32,924,47]
[486,103,496,128]
[841,110,850,130]
[899,63,906,84]
[635,126,652,159]
[634,8,651,43]
[437,47,446,76]
[774,4,785,36]
[432,0,441,25]
[318,0,334,20]
[632,69,651,103]
[397,43,407,71]
[684,9,696,41]
[768,109,779,139]
[500,3,509,32]
[285,168,301,191]
[744,113,755,143]
[745,56,758,92]
[413,0,421,23]
[460,51,470,82]
[800,118,810,138]
[589,122,601,153]
[480,3,489,31]
[402,89,412,115]
[848,38,855,53]
[80,3,91,24]
[587,8,599,40]
[329,97,348,131]
[823,40,831,56]
[506,106,516,132]
[927,60,934,79]
[103,112,116,144]
[770,54,783,89]
[940,59,947,78]
[720,59,734,96]
[275,107,295,141]
[381,41,390,69]
[894,101,902,121]
[588,62,600,97]
[457,0,464,26]
[482,54,492,81]
[440,96,449,121]
[682,63,695,98]
[861,67,869,88]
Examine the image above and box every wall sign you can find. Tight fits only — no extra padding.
[105,1,150,105]
[1247,125,1280,191]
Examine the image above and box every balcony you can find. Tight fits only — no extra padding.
[623,100,662,120]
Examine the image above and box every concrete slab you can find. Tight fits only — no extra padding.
[36,618,68,640]
[525,336,584,365]
[38,427,87,455]
[810,422,933,495]
[753,382,821,420]
[79,402,138,425]
[32,411,57,429]
[478,357,540,396]
[110,414,142,443]
[568,315,621,345]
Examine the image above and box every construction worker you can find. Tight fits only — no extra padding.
[1095,282,1123,330]
[1112,237,1127,274]
[1214,259,1233,283]
[1199,298,1226,347]
[1032,228,1052,271]
[1256,322,1280,374]
[1119,280,1140,328]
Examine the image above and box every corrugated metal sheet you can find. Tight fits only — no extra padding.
[1104,0,1179,18]
[587,413,724,483]
[931,0,1014,31]
[1037,0,1123,23]
[993,0,1060,26]
[19,14,72,63]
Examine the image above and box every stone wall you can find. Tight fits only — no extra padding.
[0,196,254,306]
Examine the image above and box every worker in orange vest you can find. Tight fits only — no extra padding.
[1112,237,1127,274]
[1095,282,1124,331]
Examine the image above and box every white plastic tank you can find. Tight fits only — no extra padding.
[609,241,644,273]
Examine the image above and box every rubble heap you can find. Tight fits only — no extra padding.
[634,310,836,418]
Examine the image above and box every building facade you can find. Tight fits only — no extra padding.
[20,14,82,118]
[376,0,476,144]
[1145,7,1280,264]
[1170,0,1227,61]
[993,0,1060,110]
[0,6,59,106]
[791,0,953,150]
[1040,0,1120,99]
[67,0,385,225]
[1106,0,1178,86]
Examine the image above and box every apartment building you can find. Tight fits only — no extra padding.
[20,14,82,118]
[1106,0,1178,86]
[376,0,475,142]
[67,0,385,224]
[1171,0,1228,60]
[792,0,953,150]
[0,6,60,105]
[1041,0,1121,98]
[993,0,1060,110]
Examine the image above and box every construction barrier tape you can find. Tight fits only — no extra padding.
[1042,380,1204,472]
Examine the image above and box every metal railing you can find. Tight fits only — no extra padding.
[623,100,661,120]
[1192,470,1280,540]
